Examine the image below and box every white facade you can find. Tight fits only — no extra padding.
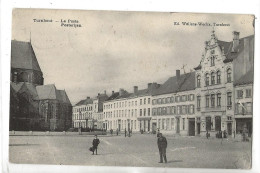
[72,100,93,128]
[103,89,153,132]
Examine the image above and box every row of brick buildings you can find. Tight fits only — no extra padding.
[73,30,254,137]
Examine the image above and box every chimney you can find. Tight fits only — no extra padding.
[87,96,90,99]
[98,93,100,96]
[232,31,240,52]
[134,86,138,94]
[176,70,180,80]
[112,91,114,95]
[119,88,124,96]
[104,90,106,95]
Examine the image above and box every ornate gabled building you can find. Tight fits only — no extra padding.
[194,31,254,137]
[10,40,72,131]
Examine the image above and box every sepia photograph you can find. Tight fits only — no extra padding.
[8,8,254,169]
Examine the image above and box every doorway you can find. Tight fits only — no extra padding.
[197,123,201,135]
[176,117,180,134]
[189,118,195,136]
[227,123,232,135]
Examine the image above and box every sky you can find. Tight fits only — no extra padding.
[12,9,255,105]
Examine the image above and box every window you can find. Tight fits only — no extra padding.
[181,95,187,102]
[157,108,161,115]
[182,105,186,114]
[134,120,136,129]
[162,119,165,129]
[197,96,201,110]
[144,108,146,116]
[182,118,185,130]
[166,119,170,130]
[157,98,161,104]
[166,107,171,115]
[172,106,176,114]
[162,107,166,115]
[205,73,209,86]
[162,98,166,104]
[167,97,171,103]
[135,101,137,106]
[152,99,156,105]
[206,95,210,108]
[246,89,252,98]
[148,108,150,116]
[190,94,194,101]
[171,118,174,130]
[152,108,157,116]
[197,75,201,87]
[148,98,150,104]
[140,99,142,105]
[176,96,180,102]
[227,92,232,108]
[158,119,161,129]
[217,71,221,84]
[211,94,215,107]
[170,97,174,103]
[177,106,181,114]
[211,56,215,66]
[246,102,252,113]
[237,90,243,98]
[144,98,146,104]
[140,109,142,116]
[189,105,194,114]
[211,72,215,85]
[227,68,232,83]
[206,117,211,131]
[217,93,221,107]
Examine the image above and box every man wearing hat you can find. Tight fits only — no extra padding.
[92,135,100,155]
[157,133,167,163]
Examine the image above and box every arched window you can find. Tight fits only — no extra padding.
[211,56,215,66]
[205,73,209,86]
[197,75,201,87]
[217,71,221,84]
[227,68,232,83]
[211,72,215,85]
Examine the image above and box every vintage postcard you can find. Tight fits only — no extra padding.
[9,8,254,169]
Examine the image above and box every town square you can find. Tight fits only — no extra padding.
[7,9,254,169]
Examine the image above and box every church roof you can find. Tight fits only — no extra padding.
[36,84,58,100]
[11,40,42,72]
[57,90,72,105]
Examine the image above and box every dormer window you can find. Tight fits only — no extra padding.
[197,75,201,88]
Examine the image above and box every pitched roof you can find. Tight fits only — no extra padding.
[11,40,42,72]
[10,82,24,92]
[234,68,254,86]
[152,72,196,96]
[220,35,254,63]
[10,82,39,100]
[75,98,93,106]
[36,84,57,100]
[57,90,72,105]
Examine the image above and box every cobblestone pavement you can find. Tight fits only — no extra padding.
[9,133,252,169]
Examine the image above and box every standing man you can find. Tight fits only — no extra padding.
[157,133,167,163]
[125,128,127,137]
[92,135,100,155]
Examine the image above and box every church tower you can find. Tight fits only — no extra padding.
[11,40,44,85]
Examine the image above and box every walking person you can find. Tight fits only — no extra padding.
[125,128,127,137]
[116,128,119,136]
[157,133,167,163]
[92,135,100,155]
